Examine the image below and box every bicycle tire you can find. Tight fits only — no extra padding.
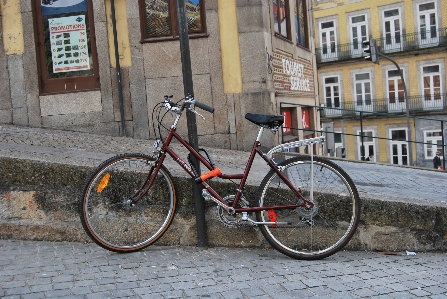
[256,155,360,260]
[79,153,176,252]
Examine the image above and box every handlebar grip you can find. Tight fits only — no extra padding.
[194,100,215,113]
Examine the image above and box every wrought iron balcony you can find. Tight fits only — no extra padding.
[316,27,447,64]
[320,93,447,118]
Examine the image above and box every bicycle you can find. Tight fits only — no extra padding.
[79,95,360,260]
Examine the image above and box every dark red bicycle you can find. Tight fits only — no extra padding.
[80,96,360,260]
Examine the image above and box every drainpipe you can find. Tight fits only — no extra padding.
[110,0,126,137]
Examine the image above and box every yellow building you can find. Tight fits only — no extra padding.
[312,0,447,168]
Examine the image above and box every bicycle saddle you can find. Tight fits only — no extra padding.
[245,113,284,128]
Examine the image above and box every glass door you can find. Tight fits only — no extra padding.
[350,15,367,57]
[390,129,408,165]
[354,73,373,112]
[387,70,406,111]
[320,21,337,60]
[382,9,401,52]
[422,65,442,109]
[418,2,438,46]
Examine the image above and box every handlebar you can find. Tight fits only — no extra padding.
[194,100,214,113]
[163,95,214,114]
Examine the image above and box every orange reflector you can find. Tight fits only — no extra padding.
[97,173,110,193]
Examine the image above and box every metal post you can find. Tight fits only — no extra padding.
[110,0,126,137]
[176,0,208,247]
[378,52,413,165]
[441,120,445,170]
[360,111,365,161]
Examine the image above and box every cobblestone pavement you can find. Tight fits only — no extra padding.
[1,240,447,299]
[0,124,446,205]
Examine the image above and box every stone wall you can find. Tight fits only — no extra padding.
[1,156,446,252]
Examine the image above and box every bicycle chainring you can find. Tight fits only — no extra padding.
[216,195,249,228]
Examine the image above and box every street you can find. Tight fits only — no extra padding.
[1,240,447,298]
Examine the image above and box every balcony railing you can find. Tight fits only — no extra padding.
[316,27,447,63]
[321,93,447,118]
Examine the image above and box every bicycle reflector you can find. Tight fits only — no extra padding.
[97,173,110,193]
[268,210,277,228]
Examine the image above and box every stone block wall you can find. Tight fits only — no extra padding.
[1,156,446,252]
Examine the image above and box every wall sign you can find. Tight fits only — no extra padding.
[271,50,314,94]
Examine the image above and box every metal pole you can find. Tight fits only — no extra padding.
[110,0,126,137]
[441,120,445,170]
[176,0,207,247]
[378,52,413,165]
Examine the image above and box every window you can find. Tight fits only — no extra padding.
[358,130,375,160]
[387,70,405,111]
[323,76,341,110]
[354,73,372,111]
[32,0,100,95]
[382,8,401,51]
[390,128,408,165]
[273,0,291,39]
[350,15,368,55]
[422,64,442,108]
[140,0,206,41]
[319,20,337,60]
[424,130,442,158]
[417,1,438,44]
[294,0,308,48]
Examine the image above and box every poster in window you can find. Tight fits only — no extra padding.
[49,15,89,73]
[302,108,310,129]
[41,0,92,78]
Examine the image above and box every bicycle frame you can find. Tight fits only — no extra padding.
[137,125,313,214]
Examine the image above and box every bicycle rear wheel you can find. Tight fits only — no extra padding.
[256,155,360,260]
[80,153,176,252]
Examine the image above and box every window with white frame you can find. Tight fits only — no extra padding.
[358,130,375,160]
[422,64,441,99]
[417,1,438,44]
[424,130,442,158]
[387,69,406,112]
[390,128,408,165]
[323,76,341,109]
[334,131,343,150]
[350,15,368,54]
[382,8,401,50]
[319,20,337,59]
[354,73,372,109]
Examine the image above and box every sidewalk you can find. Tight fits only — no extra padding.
[1,240,447,299]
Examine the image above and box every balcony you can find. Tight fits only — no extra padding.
[316,27,447,64]
[321,93,447,118]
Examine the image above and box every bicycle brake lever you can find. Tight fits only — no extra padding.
[188,107,205,120]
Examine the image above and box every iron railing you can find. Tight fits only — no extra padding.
[321,93,447,118]
[316,27,447,63]
[279,102,447,169]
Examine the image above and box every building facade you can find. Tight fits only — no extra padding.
[0,0,319,151]
[313,0,447,167]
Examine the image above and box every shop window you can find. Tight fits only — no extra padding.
[294,0,308,48]
[140,0,207,42]
[32,0,100,95]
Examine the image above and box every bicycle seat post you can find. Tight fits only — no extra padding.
[256,126,265,142]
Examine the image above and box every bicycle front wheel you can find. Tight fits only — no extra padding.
[80,153,176,252]
[256,155,360,260]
